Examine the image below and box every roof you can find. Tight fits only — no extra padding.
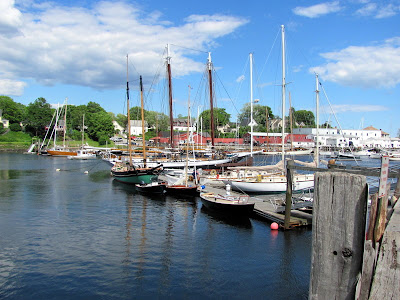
[363,126,379,131]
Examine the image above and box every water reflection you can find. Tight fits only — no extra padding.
[200,206,253,229]
[1,153,313,299]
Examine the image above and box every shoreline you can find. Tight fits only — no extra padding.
[0,143,30,153]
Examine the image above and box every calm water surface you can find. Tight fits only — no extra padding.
[0,153,312,299]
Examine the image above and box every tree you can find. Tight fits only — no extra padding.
[115,113,127,129]
[238,103,274,132]
[199,108,230,130]
[24,97,53,137]
[0,96,25,124]
[292,109,315,127]
[85,108,114,141]
[67,105,87,132]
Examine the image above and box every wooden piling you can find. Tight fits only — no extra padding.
[309,172,368,300]
[284,160,294,229]
[368,199,400,299]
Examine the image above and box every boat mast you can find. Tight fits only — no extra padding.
[140,75,147,167]
[126,54,132,167]
[315,74,320,168]
[185,85,191,187]
[289,92,293,151]
[81,113,85,147]
[166,44,174,148]
[207,52,215,147]
[250,53,254,156]
[281,25,286,163]
[63,98,68,148]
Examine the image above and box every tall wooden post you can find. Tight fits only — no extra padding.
[309,172,368,300]
[284,160,294,229]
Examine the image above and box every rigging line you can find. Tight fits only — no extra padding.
[169,44,208,54]
[257,27,281,85]
[319,80,360,166]
[213,68,241,116]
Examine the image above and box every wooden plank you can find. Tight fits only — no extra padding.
[355,240,377,300]
[309,172,368,300]
[374,190,389,243]
[366,193,379,242]
[368,200,400,299]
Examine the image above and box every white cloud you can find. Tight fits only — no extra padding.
[326,104,388,113]
[355,3,377,16]
[0,1,248,93]
[0,0,22,36]
[0,79,27,96]
[375,4,399,18]
[292,1,342,18]
[356,2,400,18]
[310,38,400,88]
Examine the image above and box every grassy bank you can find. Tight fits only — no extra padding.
[0,131,116,152]
[0,132,32,152]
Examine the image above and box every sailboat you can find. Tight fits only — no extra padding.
[47,98,78,157]
[111,56,163,184]
[164,85,200,196]
[223,25,316,194]
[68,114,96,160]
[112,45,247,169]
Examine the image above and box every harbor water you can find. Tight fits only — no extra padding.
[1,153,312,299]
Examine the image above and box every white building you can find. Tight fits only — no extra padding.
[128,120,148,136]
[293,126,399,149]
[112,120,125,135]
[0,109,9,128]
[172,118,196,132]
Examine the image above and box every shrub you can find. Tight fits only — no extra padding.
[9,123,22,132]
[98,134,109,146]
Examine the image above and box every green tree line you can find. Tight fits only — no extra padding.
[1,95,317,141]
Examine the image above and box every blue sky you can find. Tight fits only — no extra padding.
[1,0,400,136]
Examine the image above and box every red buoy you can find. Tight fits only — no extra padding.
[270,222,279,230]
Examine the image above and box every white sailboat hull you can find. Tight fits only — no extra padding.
[223,174,314,193]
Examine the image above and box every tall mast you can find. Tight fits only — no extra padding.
[250,53,254,156]
[207,52,215,147]
[63,98,68,148]
[81,113,85,147]
[289,92,293,151]
[315,74,320,168]
[281,25,286,163]
[166,44,174,148]
[140,75,147,167]
[126,54,132,167]
[185,85,191,187]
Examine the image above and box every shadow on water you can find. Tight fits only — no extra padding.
[87,170,112,182]
[200,206,253,229]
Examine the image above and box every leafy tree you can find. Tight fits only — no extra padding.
[24,97,53,137]
[116,113,127,129]
[85,106,114,141]
[292,109,315,127]
[67,105,87,132]
[0,123,5,134]
[238,103,274,132]
[0,96,26,124]
[199,108,230,130]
